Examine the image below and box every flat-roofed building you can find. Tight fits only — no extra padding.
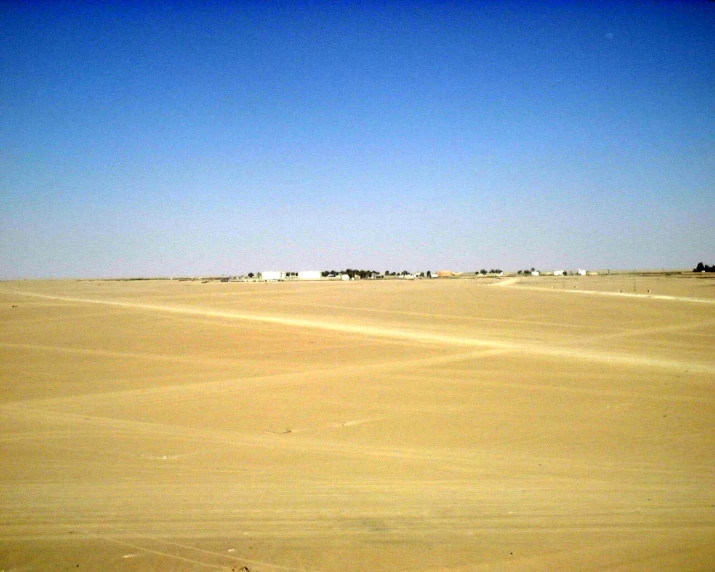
[297,271,322,280]
[260,271,284,281]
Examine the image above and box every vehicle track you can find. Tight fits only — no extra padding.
[3,289,714,373]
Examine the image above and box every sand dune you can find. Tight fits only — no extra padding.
[1,276,713,571]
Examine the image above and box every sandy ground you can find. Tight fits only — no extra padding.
[1,275,713,571]
[500,272,715,301]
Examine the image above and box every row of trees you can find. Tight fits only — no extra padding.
[476,269,503,275]
[240,270,434,279]
[384,270,429,277]
[315,269,449,279]
[321,269,438,278]
[693,262,715,272]
[321,269,380,279]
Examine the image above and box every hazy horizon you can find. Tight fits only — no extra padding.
[0,265,702,282]
[2,1,714,280]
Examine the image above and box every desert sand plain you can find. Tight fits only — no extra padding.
[1,274,713,571]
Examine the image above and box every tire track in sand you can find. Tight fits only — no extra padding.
[3,289,714,373]
[494,280,715,304]
[87,529,321,572]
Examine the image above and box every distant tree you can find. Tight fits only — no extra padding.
[694,262,715,272]
[426,270,431,277]
[248,273,254,278]
[517,270,522,275]
[480,269,487,275]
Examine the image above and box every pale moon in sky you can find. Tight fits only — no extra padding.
[605,32,614,40]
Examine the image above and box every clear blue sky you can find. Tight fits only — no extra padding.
[1,1,713,278]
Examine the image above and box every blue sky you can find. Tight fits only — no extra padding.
[1,1,713,278]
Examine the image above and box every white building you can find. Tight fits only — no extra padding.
[553,270,565,276]
[260,271,284,281]
[577,269,587,276]
[297,271,322,280]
